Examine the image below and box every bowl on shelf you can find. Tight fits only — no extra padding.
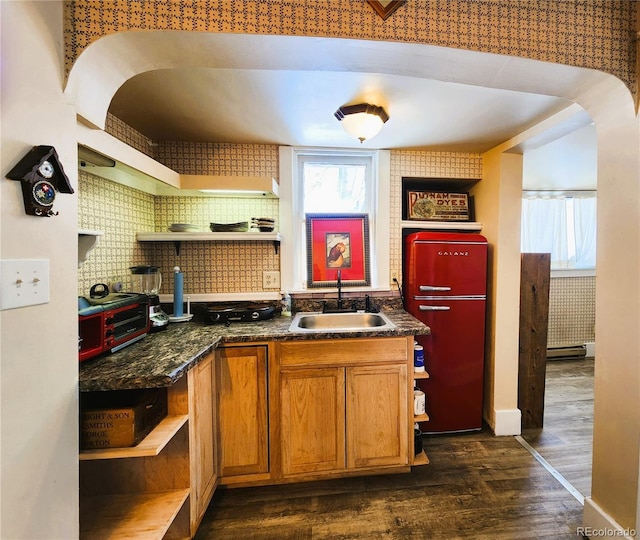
[210,221,249,232]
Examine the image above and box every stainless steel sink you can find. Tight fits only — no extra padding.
[288,311,396,333]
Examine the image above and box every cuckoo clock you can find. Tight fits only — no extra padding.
[6,145,74,217]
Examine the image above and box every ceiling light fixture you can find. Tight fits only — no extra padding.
[334,103,389,143]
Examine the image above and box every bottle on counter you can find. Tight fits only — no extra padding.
[281,292,292,317]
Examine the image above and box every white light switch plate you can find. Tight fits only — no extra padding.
[0,259,50,310]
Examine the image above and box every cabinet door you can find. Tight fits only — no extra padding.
[280,368,345,476]
[346,364,409,469]
[188,353,218,534]
[218,346,269,477]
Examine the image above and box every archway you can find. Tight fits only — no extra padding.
[66,30,640,530]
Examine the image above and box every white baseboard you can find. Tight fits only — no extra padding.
[582,497,637,539]
[492,408,522,436]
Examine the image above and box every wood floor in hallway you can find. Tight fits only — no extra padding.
[521,357,594,499]
[195,358,593,539]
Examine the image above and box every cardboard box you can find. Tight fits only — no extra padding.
[80,388,167,450]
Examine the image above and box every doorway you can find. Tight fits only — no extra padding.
[517,123,597,502]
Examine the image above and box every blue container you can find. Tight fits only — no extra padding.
[414,344,425,372]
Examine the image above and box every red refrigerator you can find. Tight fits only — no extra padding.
[403,231,488,433]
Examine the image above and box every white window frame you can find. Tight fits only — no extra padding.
[279,146,390,293]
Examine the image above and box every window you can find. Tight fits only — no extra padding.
[521,191,596,270]
[299,154,371,214]
[279,147,390,291]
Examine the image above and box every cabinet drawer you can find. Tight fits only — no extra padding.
[279,337,409,367]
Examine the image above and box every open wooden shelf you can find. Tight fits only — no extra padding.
[401,220,482,231]
[79,414,188,461]
[80,489,190,539]
[414,413,430,423]
[137,231,282,255]
[413,370,429,380]
[413,450,429,466]
[137,231,281,242]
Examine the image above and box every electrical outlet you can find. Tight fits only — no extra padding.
[391,271,399,282]
[263,271,281,289]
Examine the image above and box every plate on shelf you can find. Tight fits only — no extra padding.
[210,221,249,232]
[168,224,199,233]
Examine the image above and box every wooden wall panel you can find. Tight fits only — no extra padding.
[518,253,551,429]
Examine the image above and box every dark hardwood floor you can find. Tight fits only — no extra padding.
[521,357,594,498]
[196,359,593,539]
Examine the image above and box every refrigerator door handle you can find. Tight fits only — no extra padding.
[419,285,452,292]
[419,305,451,311]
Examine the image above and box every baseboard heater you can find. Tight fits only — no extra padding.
[546,344,587,360]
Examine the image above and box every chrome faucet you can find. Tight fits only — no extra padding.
[337,269,343,310]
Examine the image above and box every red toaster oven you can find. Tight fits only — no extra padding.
[78,293,150,362]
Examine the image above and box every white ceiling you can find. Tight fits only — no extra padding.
[109,67,575,153]
[65,31,601,190]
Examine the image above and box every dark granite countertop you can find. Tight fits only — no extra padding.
[79,309,429,392]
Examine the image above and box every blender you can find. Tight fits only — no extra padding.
[129,265,169,331]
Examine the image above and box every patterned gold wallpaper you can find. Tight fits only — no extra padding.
[389,150,482,276]
[155,141,279,176]
[77,170,155,296]
[548,275,596,348]
[152,192,280,295]
[78,140,593,345]
[64,1,637,99]
[151,141,280,294]
[78,175,281,296]
[77,140,481,296]
[105,113,156,158]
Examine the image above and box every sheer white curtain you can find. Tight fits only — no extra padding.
[521,192,596,270]
[521,196,569,267]
[573,195,597,268]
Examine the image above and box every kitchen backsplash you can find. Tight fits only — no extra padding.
[78,185,279,297]
[77,146,482,297]
[81,117,596,347]
[79,117,282,295]
[77,170,155,296]
[150,194,280,295]
[154,197,278,234]
[78,140,596,345]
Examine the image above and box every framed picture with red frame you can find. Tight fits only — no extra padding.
[305,213,371,288]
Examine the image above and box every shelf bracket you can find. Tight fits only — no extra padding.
[173,241,182,256]
[273,240,280,254]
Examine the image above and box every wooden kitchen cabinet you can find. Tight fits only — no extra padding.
[79,352,218,540]
[280,367,346,475]
[79,378,191,539]
[187,353,218,535]
[346,364,408,468]
[217,344,270,483]
[277,337,413,480]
